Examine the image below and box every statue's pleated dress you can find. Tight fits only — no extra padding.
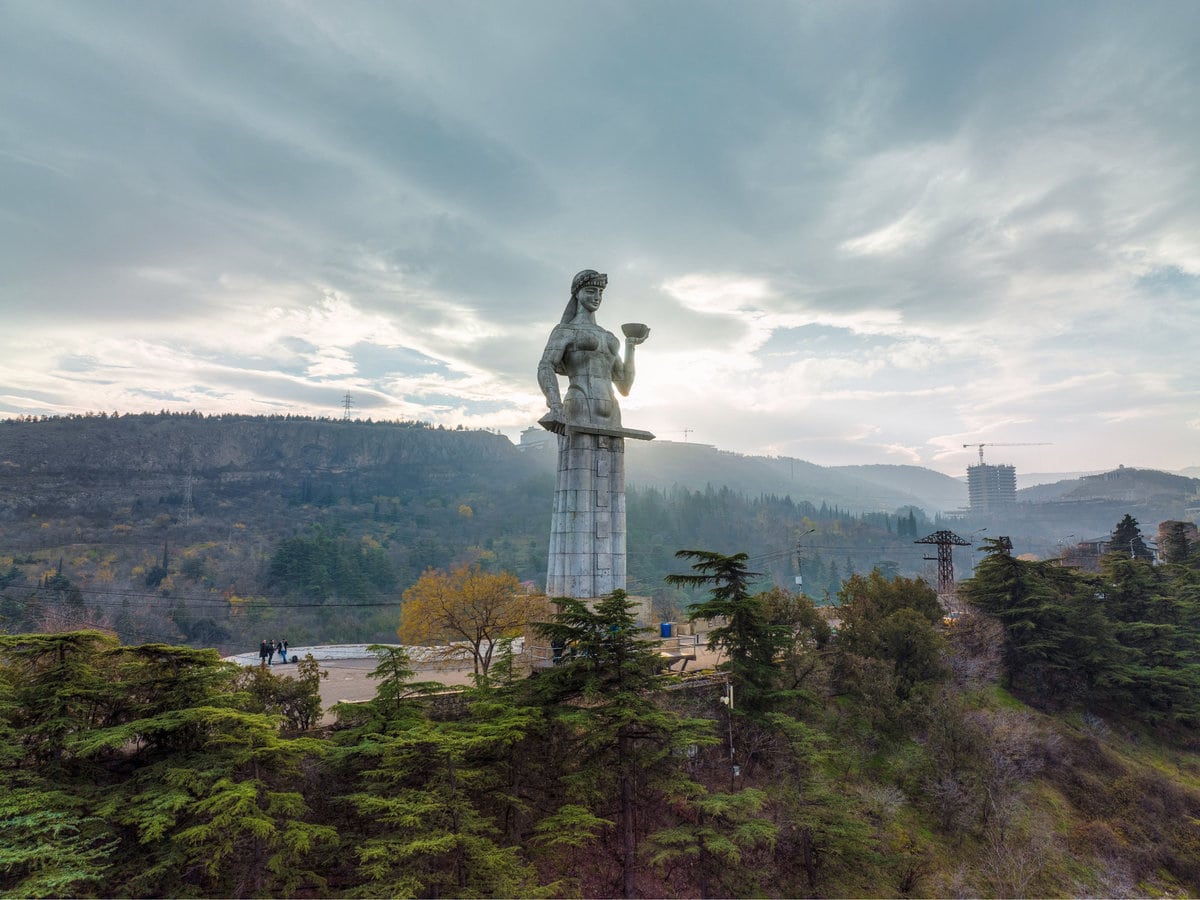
[546,430,626,599]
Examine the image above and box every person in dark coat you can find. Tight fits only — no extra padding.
[259,639,268,667]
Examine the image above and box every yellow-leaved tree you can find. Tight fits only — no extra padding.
[399,565,531,677]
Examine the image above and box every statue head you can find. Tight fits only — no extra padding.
[561,269,608,323]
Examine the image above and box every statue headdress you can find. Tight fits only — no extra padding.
[559,269,608,323]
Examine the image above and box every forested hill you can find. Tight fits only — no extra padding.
[0,412,528,512]
[3,413,1188,653]
[2,413,949,517]
[0,413,948,651]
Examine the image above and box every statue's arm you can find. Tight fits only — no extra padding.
[612,331,646,397]
[537,329,568,430]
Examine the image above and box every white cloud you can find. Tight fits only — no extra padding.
[1,2,1198,475]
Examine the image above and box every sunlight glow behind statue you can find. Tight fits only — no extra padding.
[537,269,654,599]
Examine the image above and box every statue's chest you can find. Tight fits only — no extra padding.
[564,327,616,363]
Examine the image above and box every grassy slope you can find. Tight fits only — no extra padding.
[827,684,1200,897]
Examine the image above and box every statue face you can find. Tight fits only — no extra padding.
[577,285,603,312]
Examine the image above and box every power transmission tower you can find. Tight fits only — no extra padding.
[342,392,354,420]
[915,529,970,595]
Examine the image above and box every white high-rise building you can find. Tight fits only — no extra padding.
[967,463,1016,511]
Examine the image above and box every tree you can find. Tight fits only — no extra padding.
[0,787,118,898]
[0,631,120,769]
[344,694,547,898]
[0,643,119,898]
[1159,521,1196,566]
[268,527,396,603]
[0,633,336,897]
[827,571,948,739]
[766,714,877,897]
[353,643,445,728]
[961,539,1125,703]
[1107,514,1153,561]
[645,785,776,899]
[400,565,531,678]
[237,654,327,731]
[667,550,789,714]
[834,571,946,703]
[331,643,549,897]
[533,591,718,897]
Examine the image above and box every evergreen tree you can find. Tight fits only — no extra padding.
[333,645,548,897]
[1107,513,1153,561]
[766,714,877,897]
[0,634,336,896]
[0,786,117,899]
[832,571,947,733]
[237,654,327,731]
[1159,521,1195,566]
[1099,553,1200,722]
[533,591,717,897]
[961,539,1126,702]
[667,550,790,714]
[344,695,548,898]
[644,785,776,899]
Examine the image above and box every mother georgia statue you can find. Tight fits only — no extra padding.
[537,269,653,599]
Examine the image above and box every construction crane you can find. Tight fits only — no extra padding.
[962,442,1050,464]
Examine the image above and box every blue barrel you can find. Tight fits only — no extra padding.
[660,622,673,638]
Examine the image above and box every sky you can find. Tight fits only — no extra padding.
[1,1,1197,478]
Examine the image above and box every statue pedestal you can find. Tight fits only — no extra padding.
[545,423,654,599]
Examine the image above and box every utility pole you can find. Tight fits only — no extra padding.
[181,470,192,526]
[794,527,816,593]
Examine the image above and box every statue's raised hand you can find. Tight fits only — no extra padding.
[621,323,650,346]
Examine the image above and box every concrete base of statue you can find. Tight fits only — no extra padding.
[545,423,654,599]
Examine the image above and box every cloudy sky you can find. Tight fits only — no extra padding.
[2,1,1197,477]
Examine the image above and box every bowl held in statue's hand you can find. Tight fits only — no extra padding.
[621,323,650,340]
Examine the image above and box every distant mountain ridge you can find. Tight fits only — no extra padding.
[827,463,966,513]
[5,416,1193,522]
[517,438,961,513]
[1017,466,1200,505]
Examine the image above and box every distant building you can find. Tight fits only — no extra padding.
[519,425,553,450]
[967,463,1016,512]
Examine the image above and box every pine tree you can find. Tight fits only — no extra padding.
[344,695,547,898]
[334,645,548,897]
[533,590,718,897]
[1107,514,1153,561]
[644,785,776,898]
[961,539,1127,701]
[667,550,790,715]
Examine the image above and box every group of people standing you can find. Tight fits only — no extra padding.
[258,638,289,666]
